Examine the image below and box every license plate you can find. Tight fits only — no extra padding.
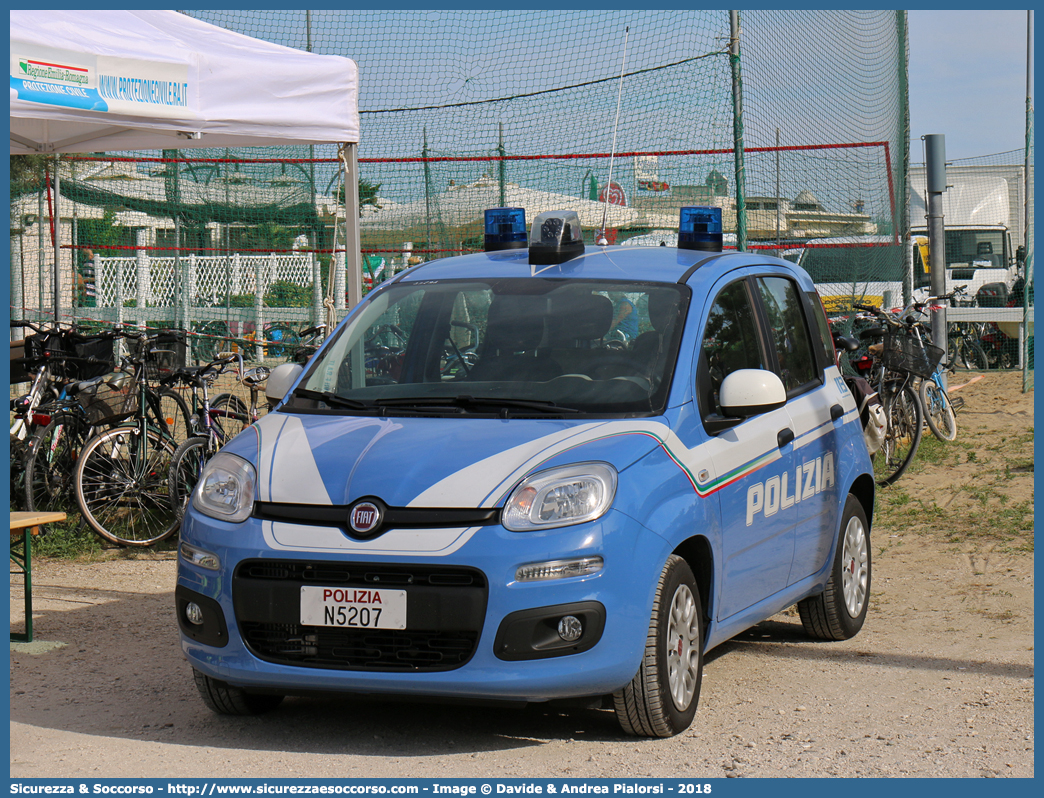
[300,586,407,629]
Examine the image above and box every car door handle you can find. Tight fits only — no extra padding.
[777,428,795,448]
[830,403,845,421]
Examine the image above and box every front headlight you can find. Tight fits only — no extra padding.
[502,463,617,531]
[191,451,256,523]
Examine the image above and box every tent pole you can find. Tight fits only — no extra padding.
[53,154,61,322]
[38,187,45,322]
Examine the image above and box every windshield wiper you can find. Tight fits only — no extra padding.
[292,388,372,410]
[374,395,579,416]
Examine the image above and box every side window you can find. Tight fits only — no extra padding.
[698,279,765,417]
[755,276,819,395]
[804,290,835,370]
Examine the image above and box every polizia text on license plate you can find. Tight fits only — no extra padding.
[300,586,407,629]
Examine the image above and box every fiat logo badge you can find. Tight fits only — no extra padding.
[348,501,381,535]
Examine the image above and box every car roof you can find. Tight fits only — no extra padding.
[394,245,807,287]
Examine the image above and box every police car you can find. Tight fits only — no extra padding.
[176,206,875,737]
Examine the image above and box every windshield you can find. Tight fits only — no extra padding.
[941,230,1008,270]
[287,278,689,417]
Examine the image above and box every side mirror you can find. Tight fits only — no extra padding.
[265,362,304,408]
[720,369,787,418]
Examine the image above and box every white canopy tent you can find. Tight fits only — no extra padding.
[10,9,364,321]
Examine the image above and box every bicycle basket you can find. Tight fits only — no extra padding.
[10,340,29,384]
[79,372,136,425]
[70,335,115,380]
[145,330,187,379]
[22,329,114,381]
[882,332,944,380]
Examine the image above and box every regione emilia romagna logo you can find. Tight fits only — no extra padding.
[19,57,89,85]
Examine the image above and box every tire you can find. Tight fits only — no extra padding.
[25,410,91,515]
[798,494,871,640]
[613,554,703,737]
[168,436,211,520]
[263,324,300,359]
[75,425,179,547]
[193,669,284,716]
[874,380,922,486]
[919,380,958,442]
[948,337,988,371]
[152,388,192,447]
[209,393,250,442]
[10,433,29,512]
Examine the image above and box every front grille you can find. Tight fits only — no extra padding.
[233,559,488,672]
[240,623,478,670]
[236,559,486,587]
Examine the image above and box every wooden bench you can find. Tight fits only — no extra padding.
[10,511,66,643]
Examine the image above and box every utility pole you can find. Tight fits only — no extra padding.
[924,134,947,388]
[730,11,747,252]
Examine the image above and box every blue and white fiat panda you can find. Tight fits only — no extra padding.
[177,206,874,737]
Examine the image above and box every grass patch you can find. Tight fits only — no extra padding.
[17,511,180,560]
[31,518,105,559]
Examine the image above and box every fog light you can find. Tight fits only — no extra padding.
[557,615,583,642]
[185,602,204,626]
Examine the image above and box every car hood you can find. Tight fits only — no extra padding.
[230,411,672,509]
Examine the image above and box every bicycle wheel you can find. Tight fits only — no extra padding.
[168,436,211,521]
[75,425,179,546]
[209,393,250,440]
[919,379,957,442]
[151,388,192,447]
[10,433,28,511]
[263,324,301,359]
[192,322,227,364]
[874,380,923,486]
[25,409,91,514]
[948,336,988,370]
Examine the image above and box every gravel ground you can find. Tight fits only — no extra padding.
[9,371,1034,779]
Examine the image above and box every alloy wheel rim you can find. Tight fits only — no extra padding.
[666,583,700,710]
[841,515,869,616]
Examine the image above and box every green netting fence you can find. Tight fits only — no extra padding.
[9,10,929,364]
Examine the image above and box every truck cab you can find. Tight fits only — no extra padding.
[912,224,1016,298]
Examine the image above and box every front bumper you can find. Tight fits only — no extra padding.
[177,506,668,702]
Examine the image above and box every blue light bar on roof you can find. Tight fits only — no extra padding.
[484,207,528,252]
[678,206,723,252]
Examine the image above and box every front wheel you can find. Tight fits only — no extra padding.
[168,436,212,521]
[25,409,91,514]
[209,393,250,441]
[874,380,922,486]
[151,388,192,447]
[798,494,871,640]
[613,555,703,737]
[193,669,284,716]
[919,380,958,442]
[75,425,179,546]
[948,336,988,371]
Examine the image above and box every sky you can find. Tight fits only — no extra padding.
[907,9,1032,162]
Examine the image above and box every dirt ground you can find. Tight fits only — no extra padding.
[9,371,1034,779]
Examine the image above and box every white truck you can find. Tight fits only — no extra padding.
[908,168,1024,299]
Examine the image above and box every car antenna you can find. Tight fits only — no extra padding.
[597,25,630,247]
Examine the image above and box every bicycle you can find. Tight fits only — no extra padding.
[851,303,925,486]
[11,321,118,513]
[916,329,959,442]
[900,294,960,443]
[168,354,269,519]
[73,330,192,546]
